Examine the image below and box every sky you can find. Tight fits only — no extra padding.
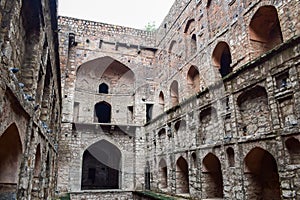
[58,0,175,29]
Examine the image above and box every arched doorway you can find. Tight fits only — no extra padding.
[176,156,189,194]
[244,147,281,199]
[94,101,111,123]
[212,42,232,77]
[158,158,168,189]
[0,124,22,197]
[202,153,224,198]
[81,140,121,190]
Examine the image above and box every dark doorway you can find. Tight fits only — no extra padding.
[219,50,232,77]
[94,101,111,123]
[81,140,121,190]
[146,104,153,123]
[99,83,109,94]
[202,153,224,198]
[244,147,281,199]
[145,161,151,190]
[212,42,232,78]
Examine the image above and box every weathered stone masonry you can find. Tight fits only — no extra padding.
[0,0,61,199]
[57,0,300,199]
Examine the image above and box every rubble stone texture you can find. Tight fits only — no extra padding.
[0,0,61,199]
[1,0,299,199]
[57,0,300,199]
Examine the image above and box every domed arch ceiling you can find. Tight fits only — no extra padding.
[76,56,135,94]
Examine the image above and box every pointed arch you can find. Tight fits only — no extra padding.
[159,91,165,112]
[169,40,177,53]
[176,156,189,194]
[226,147,235,167]
[244,147,281,199]
[202,153,223,198]
[170,81,179,107]
[0,123,22,195]
[81,140,121,190]
[158,128,166,139]
[20,0,44,94]
[99,83,109,94]
[187,65,200,93]
[94,101,111,123]
[174,119,187,133]
[184,19,195,34]
[249,6,283,57]
[159,159,168,189]
[212,41,232,77]
[285,137,300,164]
[76,56,135,94]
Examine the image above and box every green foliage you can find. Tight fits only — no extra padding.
[145,21,156,32]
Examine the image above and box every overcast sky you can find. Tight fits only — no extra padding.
[58,0,175,29]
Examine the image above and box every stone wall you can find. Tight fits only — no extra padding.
[57,16,157,194]
[145,37,300,199]
[0,0,61,199]
[57,0,300,199]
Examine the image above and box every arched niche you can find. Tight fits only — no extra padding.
[249,6,283,57]
[159,91,165,112]
[20,0,44,93]
[170,81,179,107]
[81,140,121,190]
[184,19,197,57]
[169,40,177,53]
[285,137,300,164]
[174,120,187,133]
[0,123,23,195]
[212,41,232,77]
[184,19,195,34]
[244,147,281,199]
[176,156,189,194]
[158,159,168,189]
[226,147,235,167]
[158,128,166,139]
[187,65,200,93]
[76,56,135,94]
[202,153,223,198]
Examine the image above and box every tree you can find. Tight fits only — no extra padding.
[145,21,156,32]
